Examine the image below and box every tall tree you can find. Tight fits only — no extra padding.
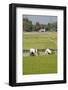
[23,18,32,32]
[35,22,41,31]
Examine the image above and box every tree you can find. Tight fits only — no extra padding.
[40,24,45,29]
[23,18,57,32]
[46,22,57,32]
[23,18,32,32]
[32,25,36,31]
[35,22,41,31]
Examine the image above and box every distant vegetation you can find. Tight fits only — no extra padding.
[23,18,57,32]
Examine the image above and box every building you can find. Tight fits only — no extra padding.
[39,28,46,32]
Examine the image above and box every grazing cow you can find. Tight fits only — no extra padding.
[45,48,52,55]
[30,48,38,56]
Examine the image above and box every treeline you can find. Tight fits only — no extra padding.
[23,18,57,32]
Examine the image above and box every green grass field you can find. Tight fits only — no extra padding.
[23,55,57,75]
[23,32,57,75]
[23,32,57,49]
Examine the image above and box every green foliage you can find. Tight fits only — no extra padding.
[46,22,57,32]
[23,18,57,32]
[32,25,36,31]
[41,24,45,29]
[23,18,32,32]
[35,22,41,31]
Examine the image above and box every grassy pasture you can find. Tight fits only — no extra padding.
[23,55,57,75]
[23,32,57,75]
[23,32,57,49]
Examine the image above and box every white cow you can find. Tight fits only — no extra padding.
[30,48,38,56]
[45,48,52,55]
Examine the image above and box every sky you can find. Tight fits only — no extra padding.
[23,15,57,25]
